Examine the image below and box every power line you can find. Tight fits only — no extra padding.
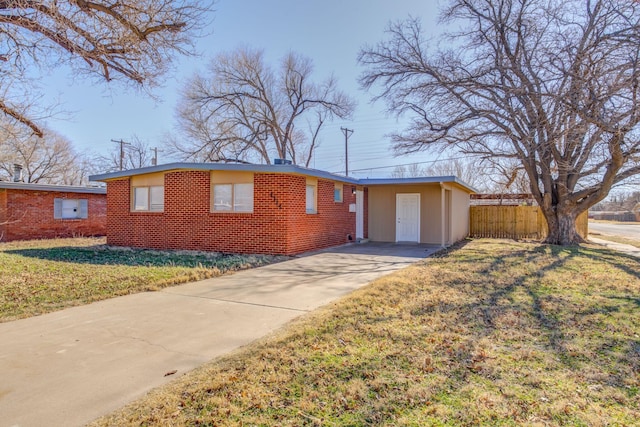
[335,155,474,174]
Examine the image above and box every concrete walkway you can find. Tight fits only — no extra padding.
[0,243,439,427]
[589,236,640,258]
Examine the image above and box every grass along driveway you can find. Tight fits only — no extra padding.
[0,237,286,322]
[91,239,640,426]
[589,232,640,249]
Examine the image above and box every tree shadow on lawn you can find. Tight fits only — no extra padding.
[5,245,281,269]
[86,239,640,426]
[405,240,640,418]
[606,294,640,308]
[472,243,636,350]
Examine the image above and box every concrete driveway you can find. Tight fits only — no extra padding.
[0,242,438,427]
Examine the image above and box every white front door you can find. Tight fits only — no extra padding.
[396,193,420,242]
[355,190,364,239]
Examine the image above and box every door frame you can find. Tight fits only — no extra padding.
[395,193,420,243]
[355,190,364,239]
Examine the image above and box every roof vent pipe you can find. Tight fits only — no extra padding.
[13,164,22,182]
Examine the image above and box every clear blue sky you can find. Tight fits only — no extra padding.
[42,0,442,178]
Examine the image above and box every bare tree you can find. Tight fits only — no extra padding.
[58,155,94,186]
[593,190,640,211]
[359,0,640,245]
[390,165,408,178]
[0,125,87,184]
[482,159,532,195]
[172,47,356,166]
[422,158,491,192]
[433,156,531,194]
[0,0,211,136]
[391,159,497,191]
[94,136,153,172]
[391,163,426,178]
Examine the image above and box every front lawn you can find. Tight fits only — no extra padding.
[90,239,640,426]
[0,237,286,322]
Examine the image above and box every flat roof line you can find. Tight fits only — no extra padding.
[88,163,477,193]
[0,182,106,194]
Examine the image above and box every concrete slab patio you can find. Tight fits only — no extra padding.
[0,242,439,427]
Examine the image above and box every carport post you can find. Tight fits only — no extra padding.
[440,182,446,247]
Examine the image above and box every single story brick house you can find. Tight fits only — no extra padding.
[89,163,475,255]
[0,182,107,242]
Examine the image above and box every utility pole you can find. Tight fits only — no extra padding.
[151,147,162,166]
[341,127,354,176]
[111,139,130,171]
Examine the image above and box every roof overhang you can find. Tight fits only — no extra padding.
[89,163,361,185]
[359,176,478,193]
[0,182,106,194]
[89,163,477,193]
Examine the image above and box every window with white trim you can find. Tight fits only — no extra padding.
[54,199,88,219]
[306,180,317,214]
[334,183,343,203]
[212,183,254,212]
[133,185,164,212]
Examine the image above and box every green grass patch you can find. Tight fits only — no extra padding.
[0,237,286,322]
[91,239,640,426]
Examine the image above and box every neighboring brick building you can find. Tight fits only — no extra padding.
[90,163,475,255]
[0,182,107,242]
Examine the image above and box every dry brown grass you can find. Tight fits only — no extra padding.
[90,239,640,426]
[0,237,286,322]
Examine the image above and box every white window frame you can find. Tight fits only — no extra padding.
[212,183,254,213]
[54,198,88,219]
[213,184,232,211]
[233,183,254,212]
[133,187,149,211]
[132,185,164,212]
[306,182,317,214]
[149,186,164,211]
[334,183,343,203]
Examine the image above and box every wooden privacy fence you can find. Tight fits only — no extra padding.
[470,205,588,240]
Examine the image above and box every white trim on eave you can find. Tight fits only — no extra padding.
[359,176,477,193]
[88,163,477,193]
[89,162,360,185]
[0,182,106,194]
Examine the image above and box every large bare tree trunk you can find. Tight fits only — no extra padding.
[541,206,584,246]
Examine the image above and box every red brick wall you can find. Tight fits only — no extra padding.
[106,171,360,255]
[0,189,107,242]
[106,179,168,249]
[286,177,358,254]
